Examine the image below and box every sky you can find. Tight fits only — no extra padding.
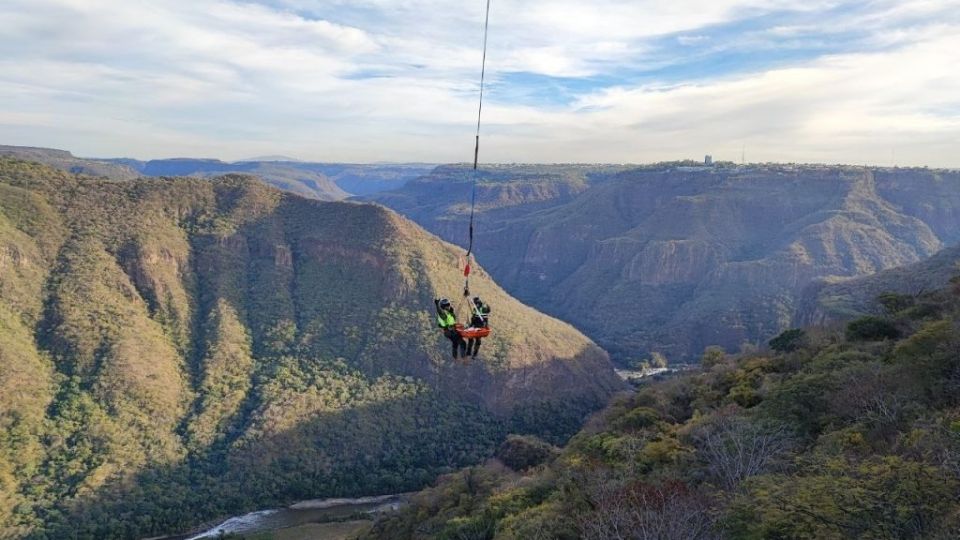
[1,0,959,166]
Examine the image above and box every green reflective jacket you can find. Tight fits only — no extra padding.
[437,311,456,329]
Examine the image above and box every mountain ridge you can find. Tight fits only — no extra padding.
[799,243,960,324]
[0,157,622,539]
[0,145,436,201]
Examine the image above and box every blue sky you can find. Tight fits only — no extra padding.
[1,0,958,165]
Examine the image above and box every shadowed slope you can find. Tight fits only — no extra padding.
[800,244,960,323]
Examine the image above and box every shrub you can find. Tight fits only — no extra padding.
[728,382,761,408]
[728,456,957,539]
[769,329,806,353]
[877,292,914,315]
[701,346,726,369]
[846,316,900,341]
[611,407,661,432]
[496,435,559,471]
[901,301,942,320]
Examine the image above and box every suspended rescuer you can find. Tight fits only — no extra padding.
[435,298,467,359]
[466,296,491,357]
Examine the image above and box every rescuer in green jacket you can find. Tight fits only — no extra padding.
[435,298,467,359]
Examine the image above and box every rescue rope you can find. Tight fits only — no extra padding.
[463,0,491,299]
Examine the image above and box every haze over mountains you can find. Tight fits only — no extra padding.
[0,158,620,538]
[0,145,434,201]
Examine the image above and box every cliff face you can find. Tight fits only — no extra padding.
[0,158,621,539]
[369,164,960,362]
[798,244,960,325]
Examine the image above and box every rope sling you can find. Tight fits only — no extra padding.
[454,0,492,339]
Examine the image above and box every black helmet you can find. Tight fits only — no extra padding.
[473,296,482,305]
[439,298,451,308]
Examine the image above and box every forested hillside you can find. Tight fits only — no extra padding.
[366,276,960,539]
[369,164,960,363]
[0,158,622,539]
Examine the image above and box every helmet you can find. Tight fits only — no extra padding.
[439,298,451,308]
[473,296,482,305]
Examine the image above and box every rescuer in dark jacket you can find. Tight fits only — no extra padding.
[467,296,491,357]
[435,298,467,358]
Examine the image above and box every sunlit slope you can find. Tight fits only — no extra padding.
[0,158,621,539]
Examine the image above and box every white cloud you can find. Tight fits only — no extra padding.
[0,0,957,166]
[478,28,960,166]
[677,35,711,46]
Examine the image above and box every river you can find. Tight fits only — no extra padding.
[152,494,408,540]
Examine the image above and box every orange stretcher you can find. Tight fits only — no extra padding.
[456,323,491,339]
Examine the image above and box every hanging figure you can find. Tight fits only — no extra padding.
[435,298,467,359]
[466,296,491,357]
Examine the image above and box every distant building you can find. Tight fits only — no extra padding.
[705,155,713,166]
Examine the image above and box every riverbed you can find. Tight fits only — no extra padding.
[154,494,408,540]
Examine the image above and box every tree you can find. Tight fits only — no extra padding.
[690,409,793,491]
[496,435,558,471]
[650,352,668,369]
[846,316,900,341]
[701,347,726,369]
[577,477,719,540]
[877,292,914,315]
[769,329,806,353]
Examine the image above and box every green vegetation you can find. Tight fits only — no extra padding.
[366,281,960,539]
[0,158,620,539]
[768,328,805,352]
[845,315,901,341]
[494,435,558,472]
[246,521,373,540]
